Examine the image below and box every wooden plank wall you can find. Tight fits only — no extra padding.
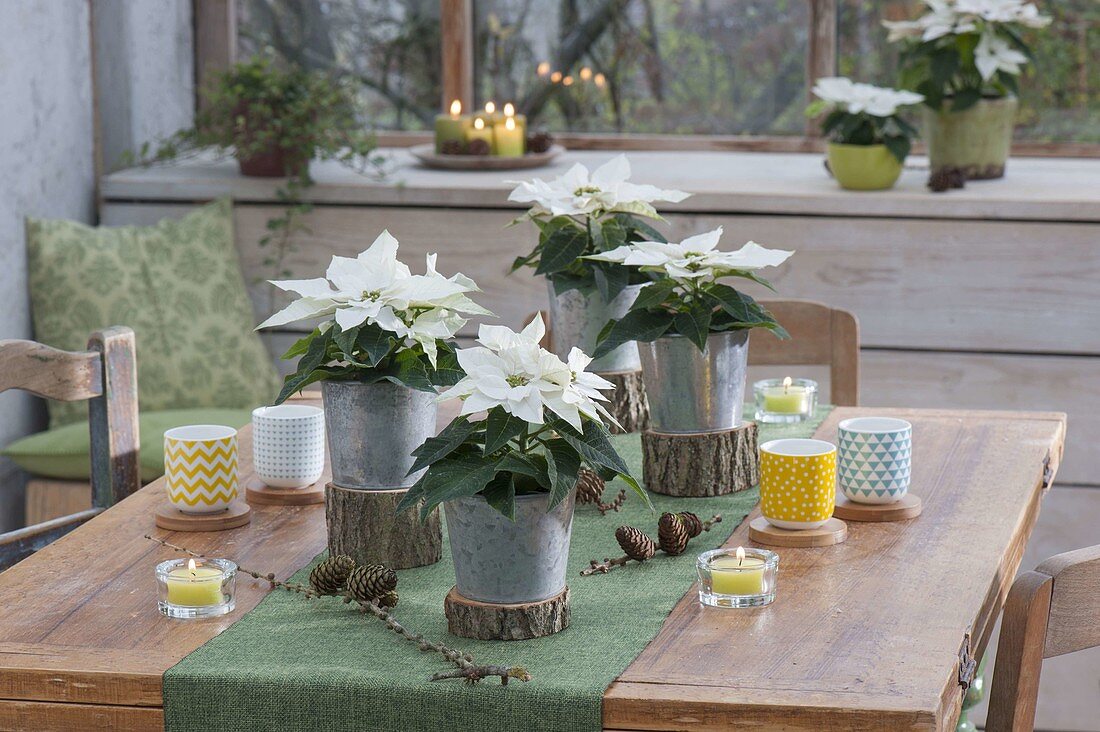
[100,202,1100,486]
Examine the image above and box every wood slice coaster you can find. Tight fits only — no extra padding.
[833,493,923,522]
[154,501,252,532]
[641,422,759,496]
[325,483,442,570]
[444,586,571,640]
[748,516,848,547]
[597,370,649,434]
[244,475,325,506]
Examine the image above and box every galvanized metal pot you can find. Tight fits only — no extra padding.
[321,380,437,490]
[547,281,642,372]
[639,330,750,434]
[445,489,577,604]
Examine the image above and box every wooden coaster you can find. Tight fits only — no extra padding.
[244,475,325,506]
[641,422,759,496]
[834,493,922,522]
[325,483,442,570]
[444,586,571,640]
[595,369,649,434]
[748,516,848,547]
[154,501,252,532]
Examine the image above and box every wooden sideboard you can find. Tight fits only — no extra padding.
[101,150,1100,485]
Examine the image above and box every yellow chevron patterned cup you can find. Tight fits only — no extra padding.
[759,438,837,530]
[164,425,240,514]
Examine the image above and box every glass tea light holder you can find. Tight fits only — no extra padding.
[156,558,237,619]
[697,546,779,608]
[754,377,818,424]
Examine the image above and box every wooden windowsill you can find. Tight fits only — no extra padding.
[102,148,1100,223]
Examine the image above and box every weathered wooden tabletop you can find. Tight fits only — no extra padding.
[0,406,1065,731]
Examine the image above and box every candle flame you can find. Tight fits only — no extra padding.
[580,66,593,81]
[503,102,515,117]
[505,116,516,131]
[783,376,792,393]
[537,61,551,77]
[187,558,198,575]
[474,117,485,130]
[736,546,746,566]
[550,71,562,83]
[594,72,606,88]
[484,101,496,115]
[449,99,462,116]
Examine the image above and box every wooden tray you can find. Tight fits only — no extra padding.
[410,143,564,171]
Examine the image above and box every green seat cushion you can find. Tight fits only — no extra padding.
[25,198,281,427]
[2,408,254,483]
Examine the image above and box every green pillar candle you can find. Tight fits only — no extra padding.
[493,116,525,157]
[465,117,495,153]
[434,100,471,153]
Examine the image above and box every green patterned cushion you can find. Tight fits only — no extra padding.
[25,199,281,426]
[2,408,255,482]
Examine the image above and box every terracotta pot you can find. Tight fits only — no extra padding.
[923,96,1017,180]
[236,145,309,178]
[826,143,904,191]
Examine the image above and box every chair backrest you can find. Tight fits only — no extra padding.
[749,300,860,406]
[0,326,139,569]
[986,543,1100,731]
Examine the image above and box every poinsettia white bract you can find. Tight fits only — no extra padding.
[806,77,925,162]
[257,230,491,403]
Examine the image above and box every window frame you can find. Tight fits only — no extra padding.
[196,0,1099,158]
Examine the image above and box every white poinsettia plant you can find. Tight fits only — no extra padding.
[806,77,925,162]
[586,227,794,355]
[886,0,1051,110]
[257,230,491,403]
[396,315,647,521]
[508,154,690,301]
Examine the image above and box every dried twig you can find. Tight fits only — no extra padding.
[579,514,723,577]
[595,488,627,516]
[143,535,530,685]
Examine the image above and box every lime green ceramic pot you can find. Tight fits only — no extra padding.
[826,143,904,191]
[923,96,1017,180]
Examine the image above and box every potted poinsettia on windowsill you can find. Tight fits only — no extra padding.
[589,228,793,434]
[886,0,1051,180]
[807,77,925,191]
[398,315,646,608]
[257,230,491,490]
[508,155,689,373]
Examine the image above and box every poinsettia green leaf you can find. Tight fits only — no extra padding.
[407,415,477,475]
[481,473,516,521]
[483,407,529,455]
[275,326,333,404]
[544,439,581,508]
[593,308,672,358]
[672,298,712,351]
[535,225,589,275]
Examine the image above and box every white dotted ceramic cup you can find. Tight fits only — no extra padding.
[838,417,912,504]
[251,405,326,488]
[759,438,837,530]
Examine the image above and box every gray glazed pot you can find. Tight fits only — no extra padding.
[445,489,576,604]
[638,330,750,434]
[321,379,437,490]
[547,281,642,372]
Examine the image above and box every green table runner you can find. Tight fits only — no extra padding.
[165,407,832,731]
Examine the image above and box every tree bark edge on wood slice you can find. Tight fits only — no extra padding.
[324,483,442,570]
[641,422,759,496]
[596,370,649,434]
[444,586,571,640]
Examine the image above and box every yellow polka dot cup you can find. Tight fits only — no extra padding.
[164,425,239,514]
[759,438,837,530]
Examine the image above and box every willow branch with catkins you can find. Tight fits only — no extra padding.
[143,534,530,685]
[580,513,723,576]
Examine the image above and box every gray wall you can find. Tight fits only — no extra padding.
[0,0,193,531]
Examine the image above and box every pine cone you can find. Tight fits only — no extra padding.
[678,511,704,539]
[527,132,553,153]
[377,590,399,609]
[466,138,491,156]
[347,564,398,603]
[308,554,357,595]
[928,166,967,193]
[440,139,466,156]
[615,525,656,562]
[657,512,689,556]
[575,467,605,505]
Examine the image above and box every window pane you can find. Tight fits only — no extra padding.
[474,0,811,135]
[237,0,442,131]
[839,0,1100,144]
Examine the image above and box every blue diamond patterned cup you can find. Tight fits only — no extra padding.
[837,417,912,505]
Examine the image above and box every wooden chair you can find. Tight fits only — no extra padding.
[0,327,139,570]
[751,299,860,406]
[985,544,1100,731]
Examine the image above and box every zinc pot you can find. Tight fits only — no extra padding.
[321,379,437,490]
[547,282,642,372]
[638,330,750,434]
[923,96,1017,180]
[826,143,903,191]
[444,490,576,604]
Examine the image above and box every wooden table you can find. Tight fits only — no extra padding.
[0,407,1065,731]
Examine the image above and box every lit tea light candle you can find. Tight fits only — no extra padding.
[156,557,237,619]
[754,377,818,424]
[697,547,778,608]
[434,99,471,153]
[167,559,224,606]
